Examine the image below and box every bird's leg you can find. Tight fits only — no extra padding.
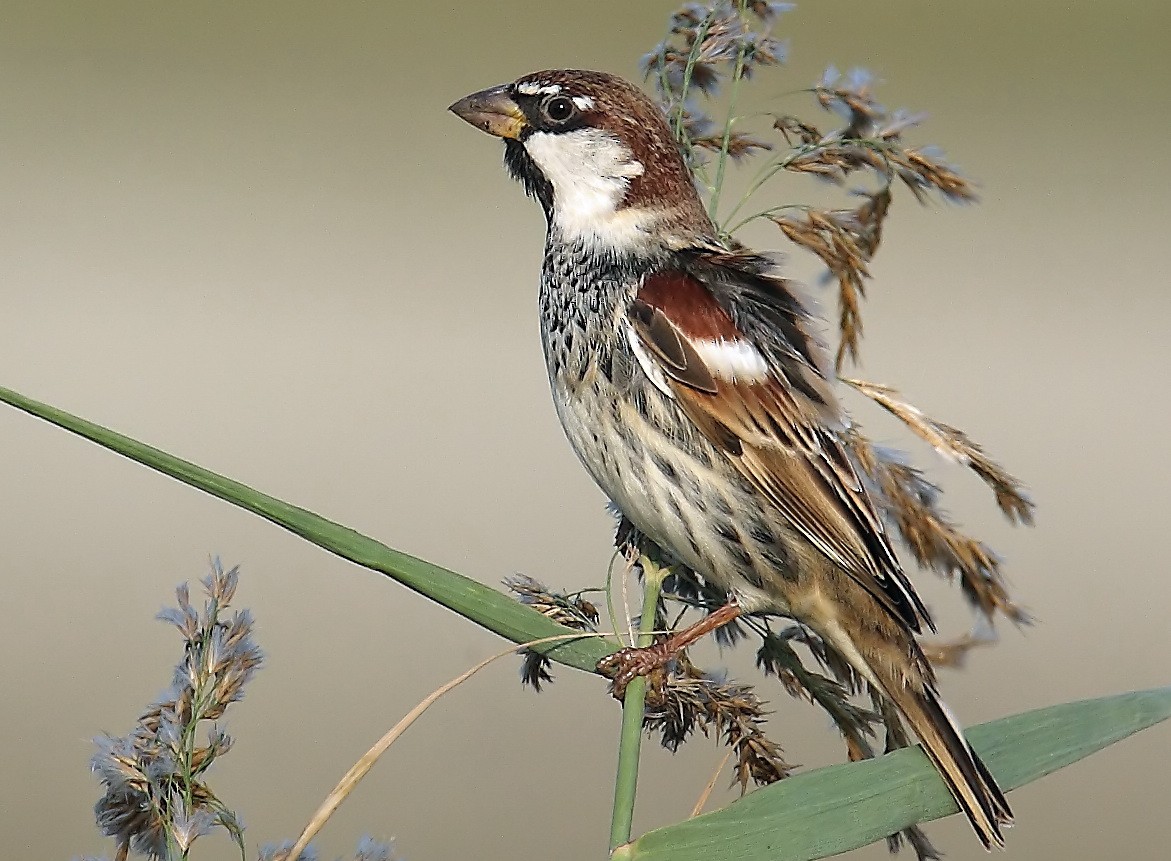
[597,601,743,697]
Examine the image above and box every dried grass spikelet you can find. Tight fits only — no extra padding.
[773,115,824,148]
[810,67,977,203]
[504,575,600,690]
[774,188,891,371]
[260,836,400,861]
[91,561,260,860]
[843,378,1035,525]
[843,427,1032,625]
[919,619,1000,670]
[756,629,878,759]
[772,118,890,184]
[888,147,976,204]
[643,654,793,792]
[693,130,772,159]
[643,0,792,174]
[814,66,886,138]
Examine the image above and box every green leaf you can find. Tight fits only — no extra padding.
[617,686,1171,861]
[5,384,1167,858]
[0,385,617,672]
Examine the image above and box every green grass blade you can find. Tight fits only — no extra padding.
[0,385,616,672]
[618,686,1171,861]
[7,385,1165,859]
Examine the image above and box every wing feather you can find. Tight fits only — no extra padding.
[632,266,935,634]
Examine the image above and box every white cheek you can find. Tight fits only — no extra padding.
[523,129,653,249]
[692,338,770,382]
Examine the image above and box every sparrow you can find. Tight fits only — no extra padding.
[450,69,1012,848]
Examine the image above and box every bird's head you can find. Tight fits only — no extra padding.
[449,69,715,252]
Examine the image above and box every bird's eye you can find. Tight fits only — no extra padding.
[543,96,576,123]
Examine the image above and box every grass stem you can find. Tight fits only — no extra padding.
[608,558,667,852]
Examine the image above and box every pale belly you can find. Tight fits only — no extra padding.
[549,374,794,616]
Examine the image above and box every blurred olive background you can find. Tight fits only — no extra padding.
[2,2,1169,859]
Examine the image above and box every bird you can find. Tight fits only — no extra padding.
[449,69,1012,849]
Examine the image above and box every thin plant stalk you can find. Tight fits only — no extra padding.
[720,135,907,233]
[609,558,668,851]
[719,141,814,229]
[283,632,617,861]
[721,202,808,240]
[691,748,735,818]
[605,550,628,648]
[670,14,715,142]
[718,139,838,231]
[664,9,718,192]
[707,0,750,222]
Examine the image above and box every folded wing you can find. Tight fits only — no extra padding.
[629,264,934,634]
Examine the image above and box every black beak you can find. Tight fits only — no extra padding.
[448,84,528,140]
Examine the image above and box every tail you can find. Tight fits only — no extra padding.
[883,677,1013,849]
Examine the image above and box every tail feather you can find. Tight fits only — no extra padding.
[812,609,1012,848]
[890,680,1013,848]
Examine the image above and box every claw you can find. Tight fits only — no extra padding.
[597,602,745,698]
[597,641,675,699]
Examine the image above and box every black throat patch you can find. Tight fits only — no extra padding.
[503,139,554,225]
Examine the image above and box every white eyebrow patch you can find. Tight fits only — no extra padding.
[692,338,770,382]
[515,81,562,96]
[572,95,595,110]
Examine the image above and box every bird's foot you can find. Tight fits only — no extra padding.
[596,601,744,699]
[597,641,677,699]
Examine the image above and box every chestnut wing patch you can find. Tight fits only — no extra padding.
[630,269,934,634]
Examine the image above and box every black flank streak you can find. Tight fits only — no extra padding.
[652,452,679,482]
